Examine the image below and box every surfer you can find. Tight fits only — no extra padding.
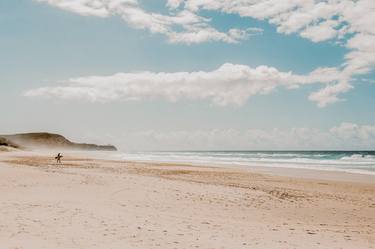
[55,153,63,164]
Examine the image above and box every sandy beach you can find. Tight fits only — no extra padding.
[4,0,375,248]
[0,151,374,249]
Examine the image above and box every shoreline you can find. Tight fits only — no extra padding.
[141,160,375,182]
[113,151,375,178]
[4,150,375,182]
[116,157,375,183]
[119,158,375,183]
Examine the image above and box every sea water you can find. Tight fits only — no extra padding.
[116,151,375,175]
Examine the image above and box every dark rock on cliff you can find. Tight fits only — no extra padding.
[0,137,19,148]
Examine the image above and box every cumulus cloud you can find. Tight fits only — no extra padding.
[166,0,375,105]
[35,0,262,44]
[110,123,375,151]
[33,0,375,106]
[24,63,344,107]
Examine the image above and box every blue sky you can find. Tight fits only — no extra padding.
[1,0,375,150]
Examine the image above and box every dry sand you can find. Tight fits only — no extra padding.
[0,151,374,249]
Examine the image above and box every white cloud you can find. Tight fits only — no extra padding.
[33,0,375,106]
[109,123,375,151]
[330,122,375,140]
[24,63,343,107]
[300,20,339,42]
[167,0,375,105]
[35,0,262,44]
[308,80,352,108]
[35,0,112,17]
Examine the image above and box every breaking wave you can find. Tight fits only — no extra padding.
[116,151,375,175]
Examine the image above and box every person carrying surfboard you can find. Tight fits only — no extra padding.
[55,153,63,164]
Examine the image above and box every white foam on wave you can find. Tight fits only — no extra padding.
[114,151,375,175]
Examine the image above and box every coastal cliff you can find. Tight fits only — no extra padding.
[0,133,117,151]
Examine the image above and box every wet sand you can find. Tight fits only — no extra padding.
[0,151,374,249]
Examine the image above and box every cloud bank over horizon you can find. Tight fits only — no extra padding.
[97,122,375,151]
[30,0,375,107]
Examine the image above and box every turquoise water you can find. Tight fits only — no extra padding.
[118,151,375,175]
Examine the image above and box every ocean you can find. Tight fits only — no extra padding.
[116,151,375,175]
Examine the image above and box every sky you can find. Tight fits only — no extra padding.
[1,0,375,151]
